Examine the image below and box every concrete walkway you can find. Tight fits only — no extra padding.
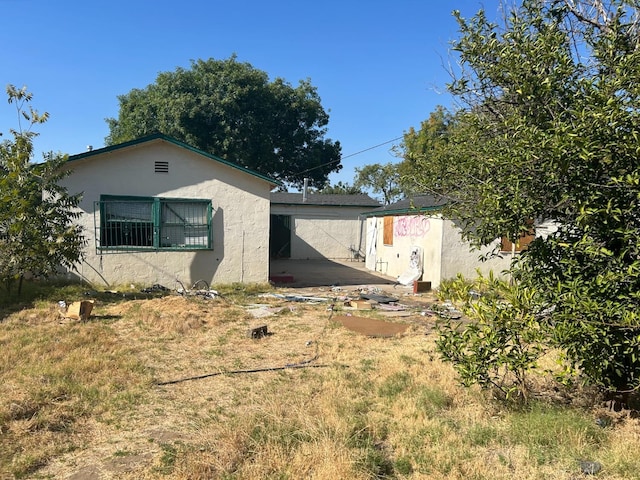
[269,258,396,288]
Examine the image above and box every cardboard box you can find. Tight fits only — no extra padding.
[349,299,372,310]
[65,300,94,321]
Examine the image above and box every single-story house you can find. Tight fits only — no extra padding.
[270,192,380,260]
[59,133,280,288]
[362,195,537,289]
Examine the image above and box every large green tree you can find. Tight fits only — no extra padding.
[106,56,342,189]
[0,85,85,294]
[353,162,402,205]
[411,0,640,393]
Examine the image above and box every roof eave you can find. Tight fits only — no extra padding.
[361,205,443,217]
[271,201,380,207]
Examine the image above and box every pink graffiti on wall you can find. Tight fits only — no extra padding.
[394,216,431,239]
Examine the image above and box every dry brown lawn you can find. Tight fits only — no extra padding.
[1,285,639,480]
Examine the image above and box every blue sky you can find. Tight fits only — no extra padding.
[1,0,502,190]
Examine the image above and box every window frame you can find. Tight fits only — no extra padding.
[500,226,535,253]
[383,216,394,246]
[95,194,212,253]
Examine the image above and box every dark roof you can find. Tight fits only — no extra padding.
[362,194,447,217]
[66,133,282,187]
[271,192,380,207]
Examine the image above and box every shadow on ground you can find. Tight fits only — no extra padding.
[269,259,396,288]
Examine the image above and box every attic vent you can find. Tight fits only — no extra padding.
[154,161,169,174]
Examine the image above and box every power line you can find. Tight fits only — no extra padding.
[342,136,403,160]
[293,135,404,178]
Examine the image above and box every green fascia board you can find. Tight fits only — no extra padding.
[361,205,443,217]
[270,201,378,208]
[67,133,282,187]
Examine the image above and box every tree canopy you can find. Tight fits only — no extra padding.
[318,181,363,195]
[353,162,403,205]
[106,56,342,189]
[398,105,454,196]
[0,85,85,294]
[408,0,640,393]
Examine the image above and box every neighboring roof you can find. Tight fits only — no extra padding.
[362,194,447,217]
[66,133,282,187]
[270,192,380,207]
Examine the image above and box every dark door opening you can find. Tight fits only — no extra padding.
[270,214,291,258]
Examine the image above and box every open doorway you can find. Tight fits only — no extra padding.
[269,214,291,258]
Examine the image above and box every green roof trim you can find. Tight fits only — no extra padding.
[66,133,282,187]
[360,195,447,217]
[361,205,443,217]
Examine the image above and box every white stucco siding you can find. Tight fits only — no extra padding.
[60,140,272,287]
[439,220,512,282]
[270,205,368,260]
[368,214,444,286]
[364,212,556,290]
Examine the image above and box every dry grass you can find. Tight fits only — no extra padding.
[1,284,639,479]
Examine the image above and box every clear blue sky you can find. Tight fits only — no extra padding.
[1,0,502,190]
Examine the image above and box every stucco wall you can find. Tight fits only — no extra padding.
[365,213,558,289]
[439,219,559,283]
[367,214,444,286]
[440,220,512,282]
[59,140,272,287]
[365,214,515,289]
[270,204,368,259]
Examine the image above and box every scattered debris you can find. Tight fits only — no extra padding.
[428,302,463,320]
[141,284,169,293]
[175,279,218,299]
[247,325,268,339]
[579,460,602,475]
[358,286,382,295]
[397,246,423,286]
[259,293,330,303]
[245,305,294,318]
[359,293,399,304]
[376,303,406,311]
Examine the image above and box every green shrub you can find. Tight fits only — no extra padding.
[436,280,545,401]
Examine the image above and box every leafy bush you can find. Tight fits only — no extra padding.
[437,270,504,304]
[436,279,545,401]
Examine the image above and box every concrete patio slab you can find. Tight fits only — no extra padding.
[269,258,396,288]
